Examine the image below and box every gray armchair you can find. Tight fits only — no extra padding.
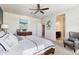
[64,32,79,52]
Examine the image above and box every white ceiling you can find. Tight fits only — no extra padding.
[0,4,78,19]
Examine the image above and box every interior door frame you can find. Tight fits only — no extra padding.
[56,14,65,42]
[63,14,65,42]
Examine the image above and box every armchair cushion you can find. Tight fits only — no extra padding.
[64,40,74,46]
[68,37,76,42]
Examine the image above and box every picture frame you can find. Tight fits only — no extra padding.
[19,19,28,32]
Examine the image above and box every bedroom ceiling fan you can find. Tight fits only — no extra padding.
[30,4,49,14]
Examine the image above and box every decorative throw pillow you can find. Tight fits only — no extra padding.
[13,34,23,41]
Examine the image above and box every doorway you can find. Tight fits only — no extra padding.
[56,14,65,44]
[42,24,45,37]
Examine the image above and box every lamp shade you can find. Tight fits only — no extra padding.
[1,24,8,29]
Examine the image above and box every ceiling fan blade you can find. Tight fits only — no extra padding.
[29,9,37,10]
[34,10,39,14]
[37,4,40,9]
[40,11,44,14]
[41,8,49,10]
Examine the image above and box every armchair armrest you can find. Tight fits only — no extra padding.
[74,39,79,50]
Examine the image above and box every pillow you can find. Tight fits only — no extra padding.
[0,33,11,51]
[0,31,6,38]
[0,43,6,54]
[13,34,23,41]
[0,32,18,51]
[3,33,18,48]
[0,43,6,51]
[0,40,10,51]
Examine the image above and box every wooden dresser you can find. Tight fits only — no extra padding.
[17,32,32,36]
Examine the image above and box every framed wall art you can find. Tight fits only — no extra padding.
[19,19,28,32]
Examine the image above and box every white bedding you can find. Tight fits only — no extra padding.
[1,37,38,55]
[0,32,55,55]
[21,35,55,55]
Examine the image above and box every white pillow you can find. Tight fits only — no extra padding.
[0,44,6,54]
[3,33,18,48]
[0,33,18,51]
[0,40,10,51]
[0,33,9,40]
[0,34,18,51]
[0,44,5,51]
[0,31,5,38]
[0,33,10,51]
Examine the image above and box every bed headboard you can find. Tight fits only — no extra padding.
[0,7,3,29]
[0,7,3,30]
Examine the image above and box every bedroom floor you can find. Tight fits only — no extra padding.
[54,43,75,55]
[52,38,79,55]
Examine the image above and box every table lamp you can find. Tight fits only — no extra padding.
[1,24,8,33]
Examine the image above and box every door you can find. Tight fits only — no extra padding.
[42,25,45,37]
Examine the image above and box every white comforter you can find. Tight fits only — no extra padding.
[22,35,55,55]
[0,35,55,55]
[1,37,37,55]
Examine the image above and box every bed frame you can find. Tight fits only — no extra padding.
[41,48,55,55]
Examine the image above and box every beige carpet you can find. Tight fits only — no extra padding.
[54,44,75,55]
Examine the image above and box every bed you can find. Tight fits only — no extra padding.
[0,31,55,55]
[20,35,55,55]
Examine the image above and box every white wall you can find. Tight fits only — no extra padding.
[55,6,79,39]
[43,15,56,41]
[65,7,79,38]
[42,6,79,41]
[4,6,79,40]
[3,12,42,37]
